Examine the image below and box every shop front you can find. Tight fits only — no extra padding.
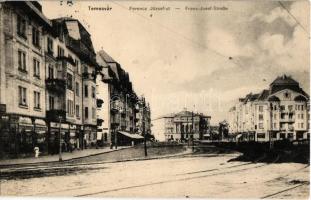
[49,122,69,154]
[34,119,47,153]
[19,116,34,153]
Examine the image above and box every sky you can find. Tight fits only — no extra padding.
[41,0,310,125]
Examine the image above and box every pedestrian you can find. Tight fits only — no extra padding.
[34,146,40,158]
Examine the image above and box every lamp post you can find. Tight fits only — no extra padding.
[58,116,62,162]
[142,97,147,157]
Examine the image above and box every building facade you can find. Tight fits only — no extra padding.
[152,109,211,142]
[0,1,152,157]
[228,75,310,142]
[96,50,151,146]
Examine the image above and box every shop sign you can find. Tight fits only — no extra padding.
[0,104,6,114]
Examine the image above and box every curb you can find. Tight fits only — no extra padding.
[0,146,132,168]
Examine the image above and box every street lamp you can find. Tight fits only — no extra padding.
[58,116,62,162]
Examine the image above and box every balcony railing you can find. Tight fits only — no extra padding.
[97,118,104,126]
[97,99,104,108]
[46,79,66,93]
[46,109,66,122]
[57,56,76,66]
[280,117,295,122]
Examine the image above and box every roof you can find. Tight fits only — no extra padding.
[270,74,299,86]
[98,50,117,63]
[257,90,270,101]
[96,54,109,67]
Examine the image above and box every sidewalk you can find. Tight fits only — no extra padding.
[0,146,131,166]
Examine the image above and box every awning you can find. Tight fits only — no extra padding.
[19,117,32,126]
[236,134,242,139]
[36,131,46,135]
[35,119,46,127]
[118,131,144,139]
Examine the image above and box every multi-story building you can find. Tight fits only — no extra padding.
[96,50,148,146]
[50,17,99,148]
[0,2,50,155]
[228,75,310,142]
[152,109,211,142]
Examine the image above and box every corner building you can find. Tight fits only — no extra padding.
[228,75,310,142]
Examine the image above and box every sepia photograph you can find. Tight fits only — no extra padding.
[0,0,309,199]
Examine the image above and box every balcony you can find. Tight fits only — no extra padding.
[46,79,66,93]
[57,56,76,66]
[280,117,295,123]
[82,72,96,81]
[97,118,104,126]
[97,98,104,108]
[46,109,66,122]
[110,102,120,113]
[134,107,140,113]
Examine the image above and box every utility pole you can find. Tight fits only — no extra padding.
[142,97,147,157]
[58,116,62,162]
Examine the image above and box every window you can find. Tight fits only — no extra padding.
[301,114,304,119]
[32,27,40,48]
[75,59,79,73]
[47,37,53,55]
[75,82,79,96]
[85,107,89,119]
[284,92,290,99]
[280,105,285,111]
[67,73,73,90]
[76,105,80,117]
[49,96,54,110]
[92,107,96,119]
[301,123,304,128]
[274,113,277,119]
[92,86,95,98]
[18,86,27,106]
[17,15,27,39]
[18,50,27,72]
[258,114,264,121]
[57,46,64,57]
[67,100,74,116]
[288,105,293,111]
[258,106,263,112]
[84,85,88,97]
[273,123,277,128]
[33,58,40,78]
[34,91,40,109]
[301,105,304,111]
[258,123,263,129]
[48,65,54,79]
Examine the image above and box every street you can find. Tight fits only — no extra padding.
[0,150,309,198]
